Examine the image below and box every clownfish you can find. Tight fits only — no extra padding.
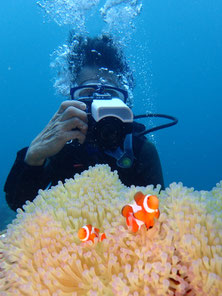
[78,224,106,243]
[121,192,160,232]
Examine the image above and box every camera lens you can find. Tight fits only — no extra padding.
[101,123,118,141]
[95,117,123,150]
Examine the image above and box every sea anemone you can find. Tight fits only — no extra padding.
[0,165,221,295]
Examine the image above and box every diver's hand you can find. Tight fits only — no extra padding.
[25,101,88,166]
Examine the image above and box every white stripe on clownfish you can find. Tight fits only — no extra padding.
[143,194,159,213]
[128,202,145,230]
[129,202,142,213]
[81,225,90,242]
[91,227,97,235]
[129,195,158,214]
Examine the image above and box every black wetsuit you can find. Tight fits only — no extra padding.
[4,135,164,211]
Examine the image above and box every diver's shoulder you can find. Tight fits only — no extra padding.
[133,135,157,153]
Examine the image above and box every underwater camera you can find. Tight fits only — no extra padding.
[70,84,178,151]
[70,84,133,150]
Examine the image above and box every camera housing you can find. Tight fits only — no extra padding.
[70,84,134,150]
[86,97,134,150]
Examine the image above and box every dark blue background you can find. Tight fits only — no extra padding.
[0,0,221,230]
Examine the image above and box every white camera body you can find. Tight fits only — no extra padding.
[91,98,133,123]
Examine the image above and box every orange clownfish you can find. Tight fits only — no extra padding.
[78,224,106,243]
[121,192,160,232]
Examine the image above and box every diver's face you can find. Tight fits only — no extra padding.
[73,66,127,101]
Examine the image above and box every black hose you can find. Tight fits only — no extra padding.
[134,113,178,136]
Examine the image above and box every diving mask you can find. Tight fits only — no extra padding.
[70,84,128,103]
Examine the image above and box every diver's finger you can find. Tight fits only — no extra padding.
[63,117,88,135]
[65,130,86,145]
[60,106,88,123]
[58,100,86,114]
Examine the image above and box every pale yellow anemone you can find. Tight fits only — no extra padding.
[0,165,221,296]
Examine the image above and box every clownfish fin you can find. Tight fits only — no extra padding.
[121,205,133,217]
[93,227,100,236]
[134,191,145,206]
[100,233,106,241]
[128,215,140,232]
[126,213,133,227]
[134,210,146,222]
[156,209,160,218]
[131,220,140,233]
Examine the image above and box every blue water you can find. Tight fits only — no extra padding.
[0,0,221,230]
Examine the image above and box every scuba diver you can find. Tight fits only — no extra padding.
[4,34,177,212]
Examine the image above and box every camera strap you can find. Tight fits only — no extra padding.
[104,134,134,169]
